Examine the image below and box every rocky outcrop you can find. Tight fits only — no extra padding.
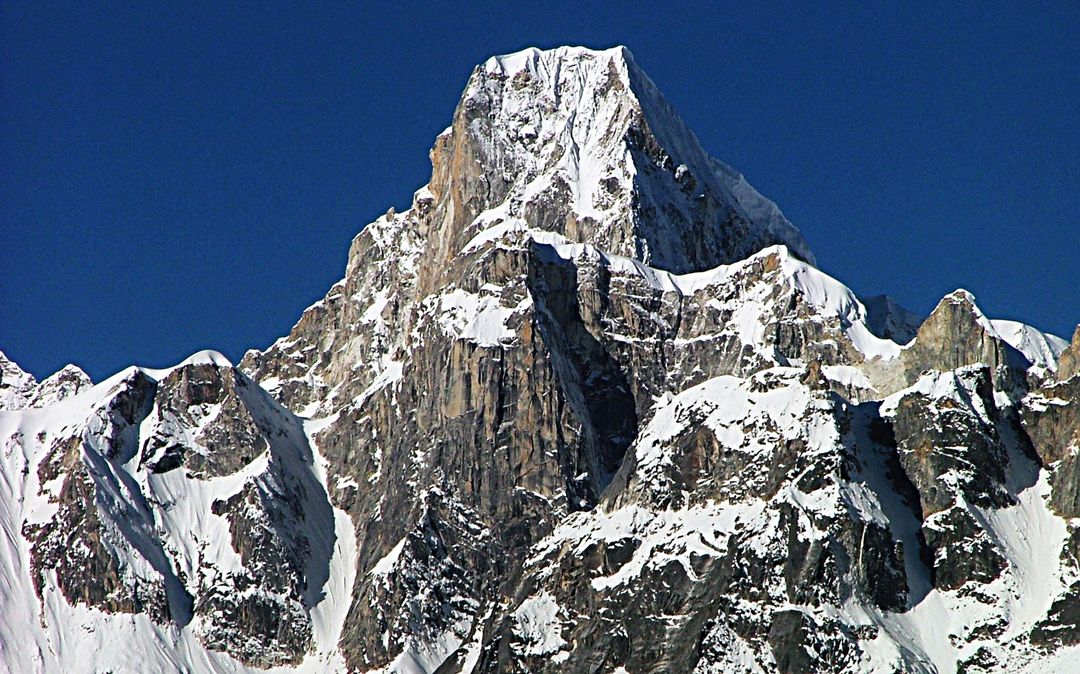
[140,360,270,477]
[898,290,1030,393]
[4,353,336,669]
[0,349,37,410]
[1023,376,1080,517]
[26,364,92,408]
[1059,325,1080,382]
[884,366,1014,517]
[22,368,178,621]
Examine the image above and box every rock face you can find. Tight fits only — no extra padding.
[1,45,1079,674]
[1059,325,1080,382]
[27,364,92,408]
[0,349,38,410]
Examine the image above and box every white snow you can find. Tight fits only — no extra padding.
[436,288,523,347]
[371,537,407,577]
[823,364,874,390]
[511,591,567,657]
[180,349,234,368]
[536,242,903,363]
[991,319,1069,373]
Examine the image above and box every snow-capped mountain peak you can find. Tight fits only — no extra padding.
[427,45,813,277]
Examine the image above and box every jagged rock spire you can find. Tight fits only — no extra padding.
[422,45,813,277]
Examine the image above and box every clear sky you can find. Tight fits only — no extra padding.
[3,2,1078,381]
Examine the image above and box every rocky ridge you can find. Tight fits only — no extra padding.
[1,46,1079,674]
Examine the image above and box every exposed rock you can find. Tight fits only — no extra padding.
[896,290,1030,395]
[140,362,269,478]
[884,366,1013,518]
[0,349,37,410]
[22,369,178,622]
[1059,325,1080,382]
[1023,377,1080,517]
[26,364,92,408]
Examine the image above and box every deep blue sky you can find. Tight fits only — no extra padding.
[3,3,1078,381]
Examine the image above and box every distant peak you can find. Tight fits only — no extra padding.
[179,349,233,369]
[929,289,996,333]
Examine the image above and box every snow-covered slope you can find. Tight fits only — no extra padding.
[0,352,358,673]
[991,319,1070,375]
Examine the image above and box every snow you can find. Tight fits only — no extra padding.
[303,417,359,670]
[484,45,627,79]
[26,364,92,409]
[436,288,523,347]
[359,360,404,403]
[991,319,1069,373]
[371,537,407,577]
[823,364,873,390]
[464,45,815,275]
[0,349,37,410]
[708,156,816,266]
[630,368,839,490]
[879,366,991,419]
[367,624,471,674]
[535,242,904,363]
[361,288,393,325]
[180,349,234,368]
[461,217,528,254]
[511,591,567,656]
[3,42,1078,674]
[0,352,359,674]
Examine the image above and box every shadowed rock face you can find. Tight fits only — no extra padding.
[3,46,1080,674]
[887,366,1013,518]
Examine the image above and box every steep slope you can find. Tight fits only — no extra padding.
[2,45,1079,674]
[0,350,37,411]
[0,351,354,672]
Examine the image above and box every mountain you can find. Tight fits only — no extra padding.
[2,45,1079,674]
